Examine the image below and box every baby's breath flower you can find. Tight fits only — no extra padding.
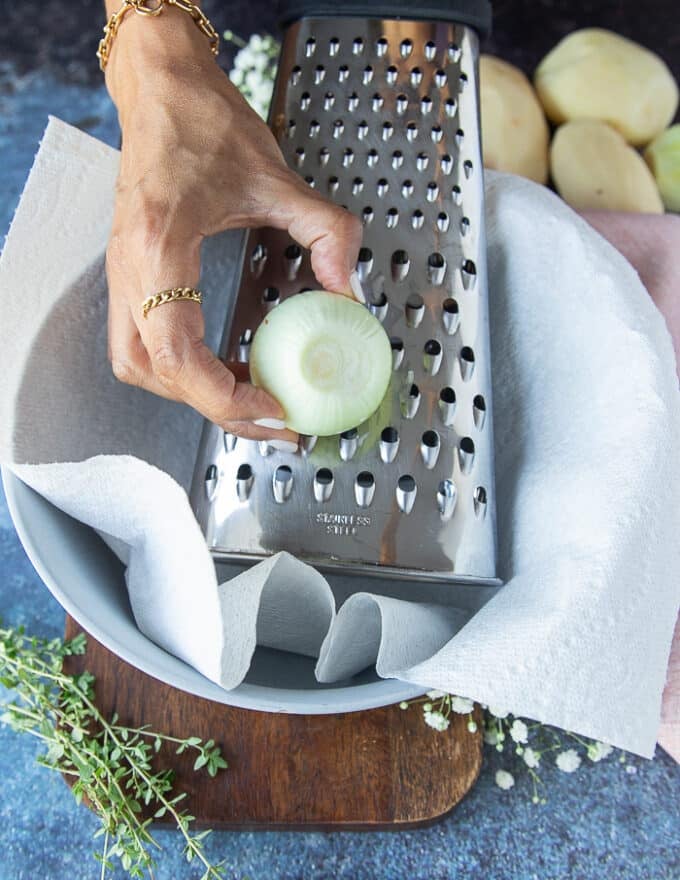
[426,689,447,699]
[509,719,529,744]
[522,747,540,768]
[423,710,450,732]
[483,728,499,745]
[467,720,478,733]
[488,706,509,719]
[450,696,474,714]
[587,741,613,763]
[495,770,515,790]
[399,701,409,710]
[556,749,582,773]
[422,702,433,712]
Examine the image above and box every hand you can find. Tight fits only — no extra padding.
[103,8,363,445]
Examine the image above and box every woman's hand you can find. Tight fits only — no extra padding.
[103,7,363,445]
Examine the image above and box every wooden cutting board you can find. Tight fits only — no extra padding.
[63,616,482,830]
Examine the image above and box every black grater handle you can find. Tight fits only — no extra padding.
[276,0,492,37]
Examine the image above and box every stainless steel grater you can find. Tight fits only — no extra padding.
[190,1,501,586]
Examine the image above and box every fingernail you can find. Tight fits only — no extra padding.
[269,440,298,453]
[349,270,366,304]
[254,418,287,430]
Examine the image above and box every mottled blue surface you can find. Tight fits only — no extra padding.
[1,67,679,880]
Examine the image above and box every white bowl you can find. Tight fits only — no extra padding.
[2,466,425,712]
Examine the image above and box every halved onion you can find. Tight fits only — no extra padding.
[250,290,392,436]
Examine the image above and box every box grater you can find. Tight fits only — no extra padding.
[189,0,500,586]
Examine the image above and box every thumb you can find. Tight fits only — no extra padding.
[269,173,364,296]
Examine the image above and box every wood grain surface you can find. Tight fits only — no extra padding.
[63,616,482,830]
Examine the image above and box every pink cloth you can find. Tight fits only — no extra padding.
[582,211,680,761]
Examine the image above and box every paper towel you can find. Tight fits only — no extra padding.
[1,117,679,757]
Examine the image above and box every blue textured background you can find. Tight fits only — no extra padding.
[1,3,679,877]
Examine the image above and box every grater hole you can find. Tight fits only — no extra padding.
[324,91,336,110]
[372,92,384,112]
[401,383,421,419]
[305,37,316,57]
[386,206,399,227]
[275,464,293,480]
[445,97,457,117]
[362,65,374,84]
[224,432,237,452]
[431,125,443,143]
[448,42,461,62]
[328,175,339,193]
[427,252,447,284]
[376,36,388,56]
[405,294,424,328]
[304,175,315,187]
[400,38,413,58]
[377,178,389,197]
[460,216,471,235]
[475,486,487,504]
[391,249,410,282]
[339,64,350,82]
[353,36,364,54]
[416,152,429,171]
[411,209,425,230]
[442,297,460,334]
[456,128,465,145]
[368,290,388,322]
[356,471,374,487]
[382,426,398,444]
[461,259,477,288]
[294,146,305,167]
[329,36,340,56]
[314,65,326,85]
[386,65,398,85]
[300,91,311,111]
[390,336,404,369]
[382,121,394,140]
[421,95,433,114]
[406,122,419,142]
[358,119,369,139]
[424,40,437,61]
[461,346,475,363]
[474,486,487,518]
[474,394,486,411]
[347,92,359,112]
[424,339,441,356]
[438,387,457,425]
[273,465,294,503]
[262,286,280,306]
[284,243,302,259]
[236,463,252,481]
[352,177,364,195]
[299,286,313,293]
[362,206,374,225]
[341,427,358,440]
[441,154,453,174]
[396,93,409,115]
[392,149,404,169]
[424,339,443,375]
[398,474,416,492]
[463,159,474,178]
[422,429,439,448]
[451,184,462,205]
[401,179,414,198]
[250,243,267,277]
[316,467,333,485]
[367,148,379,167]
[459,72,469,89]
[436,211,450,232]
[342,147,355,167]
[410,67,423,87]
[309,119,320,137]
[426,181,439,201]
[460,346,476,381]
[333,119,344,138]
[357,247,373,279]
[339,427,359,461]
[319,146,330,165]
[434,68,448,87]
[473,394,487,429]
[440,386,456,404]
[290,65,302,85]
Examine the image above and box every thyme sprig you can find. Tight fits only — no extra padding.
[0,625,228,879]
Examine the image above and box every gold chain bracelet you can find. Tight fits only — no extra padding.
[97,0,220,71]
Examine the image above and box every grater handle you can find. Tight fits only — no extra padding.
[276,0,492,36]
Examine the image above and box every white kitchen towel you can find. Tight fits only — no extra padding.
[2,117,679,757]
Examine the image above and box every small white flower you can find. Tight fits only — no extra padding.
[245,69,262,90]
[399,701,409,710]
[556,749,582,773]
[587,741,613,763]
[522,747,540,769]
[450,696,474,715]
[467,720,478,733]
[251,52,272,72]
[234,46,255,69]
[488,706,509,719]
[509,719,529,744]
[229,68,245,86]
[250,34,264,51]
[495,770,515,790]
[426,689,447,699]
[625,764,637,775]
[424,710,450,732]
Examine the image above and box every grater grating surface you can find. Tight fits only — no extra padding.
[190,16,499,585]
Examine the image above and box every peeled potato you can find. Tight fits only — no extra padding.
[644,125,680,213]
[550,120,664,213]
[535,29,679,147]
[480,54,549,183]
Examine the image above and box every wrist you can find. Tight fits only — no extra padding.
[104,3,215,110]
